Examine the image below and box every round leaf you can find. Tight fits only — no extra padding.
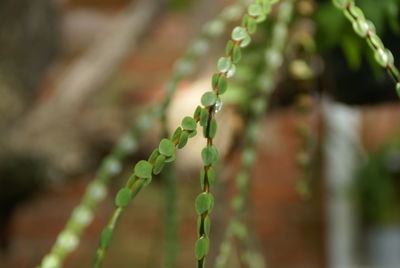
[165,153,176,163]
[239,35,251,48]
[246,17,257,34]
[200,168,206,189]
[172,127,182,141]
[159,138,175,157]
[225,40,234,55]
[195,192,214,214]
[248,4,263,17]
[196,216,202,236]
[196,215,211,237]
[153,155,166,175]
[194,106,202,119]
[188,129,197,138]
[178,131,189,149]
[217,57,232,73]
[100,227,113,249]
[134,160,153,179]
[217,76,227,94]
[209,118,217,139]
[231,26,248,41]
[232,46,241,63]
[195,237,210,260]
[201,146,219,165]
[115,188,132,207]
[207,167,216,186]
[148,149,159,163]
[201,92,217,107]
[181,116,197,131]
[211,73,220,90]
[199,108,209,127]
[204,216,211,236]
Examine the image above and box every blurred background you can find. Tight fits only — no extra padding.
[1,0,400,267]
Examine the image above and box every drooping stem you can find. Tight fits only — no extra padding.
[214,0,295,266]
[289,0,318,199]
[194,1,285,267]
[37,3,247,268]
[332,0,400,94]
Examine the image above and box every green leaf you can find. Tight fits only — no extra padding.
[332,0,347,9]
[199,108,209,127]
[115,188,132,207]
[159,138,175,157]
[100,227,113,249]
[196,216,202,236]
[242,148,256,166]
[178,131,189,149]
[232,46,241,64]
[217,76,227,95]
[202,126,208,138]
[231,196,244,210]
[148,149,159,163]
[201,92,217,107]
[200,168,206,189]
[225,40,234,55]
[209,119,217,139]
[236,171,249,189]
[195,237,210,260]
[217,57,232,73]
[196,215,211,237]
[207,167,216,186]
[194,106,202,119]
[181,116,197,131]
[204,216,211,236]
[153,155,166,175]
[211,73,219,90]
[165,153,176,163]
[262,1,272,13]
[246,17,257,34]
[231,26,248,41]
[201,146,219,165]
[255,12,266,23]
[172,127,182,141]
[134,160,153,179]
[241,14,249,27]
[195,192,214,214]
[188,129,197,138]
[248,4,263,17]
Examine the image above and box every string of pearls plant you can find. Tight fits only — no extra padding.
[37,3,246,268]
[290,0,317,199]
[332,0,400,95]
[91,1,283,267]
[214,0,294,266]
[36,0,400,267]
[193,0,285,266]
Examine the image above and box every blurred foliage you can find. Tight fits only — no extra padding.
[169,0,195,10]
[354,137,400,224]
[315,0,400,72]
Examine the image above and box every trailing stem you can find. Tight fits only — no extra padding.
[332,0,400,95]
[214,0,295,266]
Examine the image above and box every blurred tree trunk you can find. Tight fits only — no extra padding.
[0,0,59,131]
[0,0,59,253]
[6,0,166,174]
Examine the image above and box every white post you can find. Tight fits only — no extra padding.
[323,99,362,268]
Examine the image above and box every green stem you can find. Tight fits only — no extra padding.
[38,3,246,268]
[195,1,285,267]
[332,0,400,93]
[214,0,295,266]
